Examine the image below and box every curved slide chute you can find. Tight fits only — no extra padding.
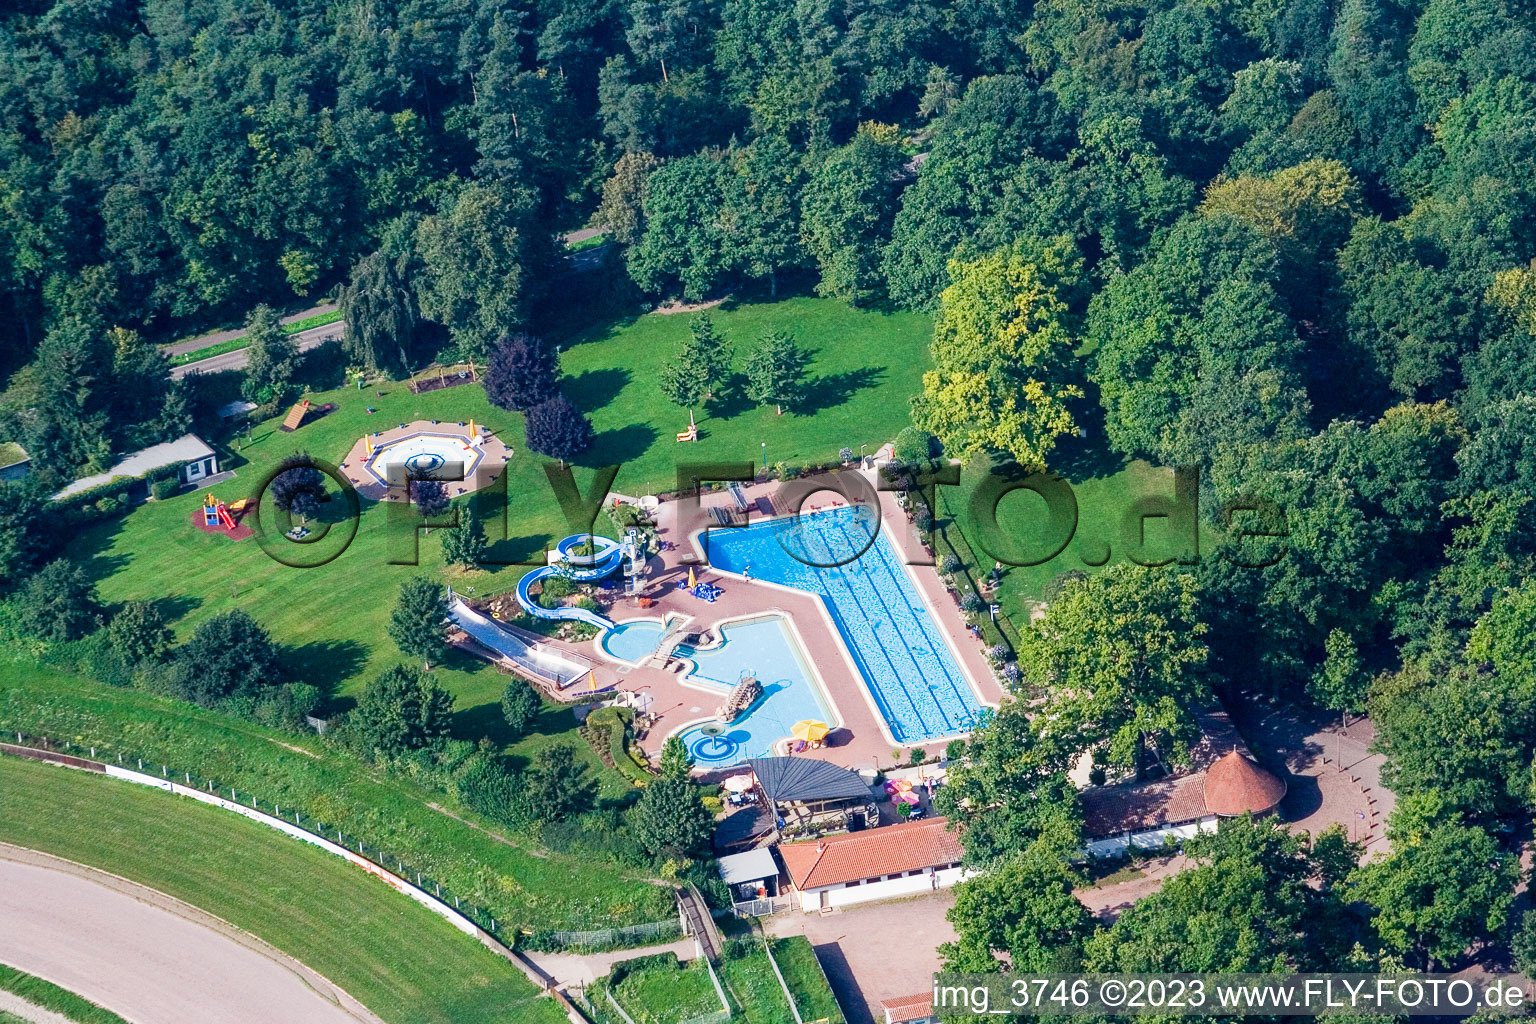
[515,534,636,629]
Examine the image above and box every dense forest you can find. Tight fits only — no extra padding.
[5,0,1536,971]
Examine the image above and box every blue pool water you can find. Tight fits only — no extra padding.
[704,507,981,742]
[602,618,672,663]
[607,617,833,768]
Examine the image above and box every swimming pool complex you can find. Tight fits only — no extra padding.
[704,506,982,743]
[603,616,832,767]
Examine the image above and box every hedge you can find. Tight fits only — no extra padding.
[581,706,654,786]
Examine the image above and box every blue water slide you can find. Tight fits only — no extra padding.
[514,534,626,629]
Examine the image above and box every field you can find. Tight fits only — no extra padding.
[0,660,674,934]
[0,966,130,1024]
[0,756,566,1024]
[605,956,726,1024]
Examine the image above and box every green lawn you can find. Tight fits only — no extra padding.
[0,661,673,933]
[71,296,930,711]
[559,296,931,493]
[609,957,725,1024]
[768,938,845,1024]
[28,294,931,950]
[0,966,129,1024]
[0,757,565,1024]
[720,942,796,1024]
[943,447,1216,631]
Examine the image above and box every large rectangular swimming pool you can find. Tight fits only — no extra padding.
[704,507,983,742]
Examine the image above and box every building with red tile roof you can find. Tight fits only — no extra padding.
[1203,749,1287,817]
[777,818,968,910]
[880,992,937,1024]
[1078,707,1289,858]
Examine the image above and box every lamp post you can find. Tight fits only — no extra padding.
[761,441,767,475]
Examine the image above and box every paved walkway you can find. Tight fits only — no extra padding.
[160,302,337,357]
[0,846,383,1024]
[1227,695,1393,855]
[524,471,1005,773]
[170,318,343,379]
[524,937,697,989]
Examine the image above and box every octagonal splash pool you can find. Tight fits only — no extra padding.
[361,430,484,487]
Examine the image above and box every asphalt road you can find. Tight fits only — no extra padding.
[0,847,382,1024]
[160,303,338,359]
[169,320,345,380]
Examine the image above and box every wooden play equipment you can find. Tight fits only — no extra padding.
[675,410,698,442]
[280,399,310,432]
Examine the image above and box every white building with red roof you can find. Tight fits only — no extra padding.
[880,992,938,1024]
[777,817,970,911]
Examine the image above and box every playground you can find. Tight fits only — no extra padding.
[337,419,512,500]
[191,493,253,540]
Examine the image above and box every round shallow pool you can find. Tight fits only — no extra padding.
[601,619,669,663]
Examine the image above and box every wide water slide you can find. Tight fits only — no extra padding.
[448,594,596,683]
[512,534,627,629]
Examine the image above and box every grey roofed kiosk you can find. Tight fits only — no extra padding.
[717,848,779,887]
[747,756,877,832]
[715,758,879,852]
[747,756,872,806]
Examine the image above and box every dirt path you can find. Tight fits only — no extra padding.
[0,845,384,1024]
[652,297,725,315]
[0,991,76,1024]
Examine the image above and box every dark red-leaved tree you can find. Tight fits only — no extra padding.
[484,333,558,411]
[524,394,592,467]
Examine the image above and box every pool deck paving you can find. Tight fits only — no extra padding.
[533,471,1005,772]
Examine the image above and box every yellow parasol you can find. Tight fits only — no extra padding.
[687,566,697,589]
[790,720,829,743]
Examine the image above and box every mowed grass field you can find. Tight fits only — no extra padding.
[68,296,932,707]
[0,757,566,1024]
[0,661,675,932]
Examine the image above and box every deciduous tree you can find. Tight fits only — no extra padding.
[912,240,1083,468]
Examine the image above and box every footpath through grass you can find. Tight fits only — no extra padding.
[0,661,674,934]
[0,966,129,1024]
[0,757,565,1024]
